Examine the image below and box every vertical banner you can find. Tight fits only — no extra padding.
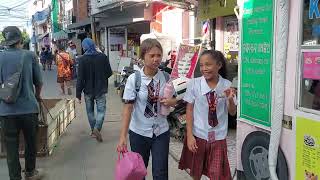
[240,0,275,127]
[51,0,59,33]
[296,117,320,180]
[170,44,200,79]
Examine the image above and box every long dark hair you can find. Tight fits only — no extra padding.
[199,50,227,78]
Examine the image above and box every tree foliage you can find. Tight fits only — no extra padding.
[0,32,4,44]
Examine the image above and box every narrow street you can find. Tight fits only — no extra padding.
[0,67,191,180]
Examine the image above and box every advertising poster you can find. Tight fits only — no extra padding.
[303,52,320,80]
[296,117,320,180]
[170,44,200,79]
[224,16,239,61]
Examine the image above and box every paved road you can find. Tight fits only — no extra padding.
[0,67,191,180]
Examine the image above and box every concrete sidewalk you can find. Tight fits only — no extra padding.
[0,68,191,180]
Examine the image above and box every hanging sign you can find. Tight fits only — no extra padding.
[170,44,200,79]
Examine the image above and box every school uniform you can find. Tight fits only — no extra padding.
[179,75,236,180]
[123,67,171,180]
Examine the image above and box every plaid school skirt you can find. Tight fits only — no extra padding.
[179,136,231,180]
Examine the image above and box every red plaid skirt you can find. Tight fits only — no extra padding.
[179,136,231,180]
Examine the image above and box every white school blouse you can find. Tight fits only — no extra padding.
[123,68,169,138]
[183,76,237,141]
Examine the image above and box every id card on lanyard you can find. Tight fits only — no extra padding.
[208,131,216,143]
[153,124,161,136]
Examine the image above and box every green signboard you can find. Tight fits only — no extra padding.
[240,0,275,127]
[51,0,59,33]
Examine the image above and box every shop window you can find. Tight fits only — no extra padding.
[299,1,320,112]
[224,16,239,81]
[302,0,320,45]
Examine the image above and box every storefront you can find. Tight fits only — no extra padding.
[236,0,320,179]
[93,0,195,72]
[67,19,92,55]
[94,3,152,72]
[104,22,150,72]
[197,0,238,81]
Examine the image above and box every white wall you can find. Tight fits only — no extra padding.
[162,9,184,45]
[189,11,195,44]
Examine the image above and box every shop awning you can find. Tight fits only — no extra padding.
[37,32,49,41]
[32,8,50,25]
[52,30,70,40]
[67,18,91,30]
[198,0,236,20]
[96,3,149,28]
[94,0,196,16]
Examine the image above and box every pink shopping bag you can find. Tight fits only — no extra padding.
[115,151,147,180]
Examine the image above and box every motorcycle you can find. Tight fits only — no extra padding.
[167,100,187,141]
[167,77,190,141]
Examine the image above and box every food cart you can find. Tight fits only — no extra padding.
[236,0,320,179]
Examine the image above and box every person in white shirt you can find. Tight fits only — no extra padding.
[117,39,177,180]
[178,50,237,180]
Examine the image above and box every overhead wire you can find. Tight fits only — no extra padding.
[6,0,30,10]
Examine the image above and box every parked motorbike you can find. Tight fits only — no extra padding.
[167,77,189,141]
[167,100,187,141]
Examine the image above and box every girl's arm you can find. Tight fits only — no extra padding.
[160,97,178,107]
[120,103,134,138]
[226,88,237,116]
[186,103,198,153]
[186,103,194,137]
[228,98,237,116]
[117,103,134,152]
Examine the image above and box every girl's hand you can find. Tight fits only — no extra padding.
[225,88,237,100]
[117,135,128,153]
[187,134,198,153]
[160,97,177,107]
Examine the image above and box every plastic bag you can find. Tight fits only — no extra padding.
[114,151,147,180]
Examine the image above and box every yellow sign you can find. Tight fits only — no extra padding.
[198,0,237,20]
[296,117,320,180]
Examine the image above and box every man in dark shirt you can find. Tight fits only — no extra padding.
[0,26,44,180]
[76,38,112,142]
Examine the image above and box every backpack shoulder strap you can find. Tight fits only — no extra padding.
[163,71,170,82]
[134,70,141,92]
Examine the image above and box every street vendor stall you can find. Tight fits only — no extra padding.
[236,0,320,180]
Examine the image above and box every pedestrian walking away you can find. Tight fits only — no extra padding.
[0,26,44,180]
[66,41,77,79]
[178,50,237,180]
[39,47,47,71]
[46,47,53,71]
[55,43,73,95]
[117,38,178,180]
[76,38,112,142]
